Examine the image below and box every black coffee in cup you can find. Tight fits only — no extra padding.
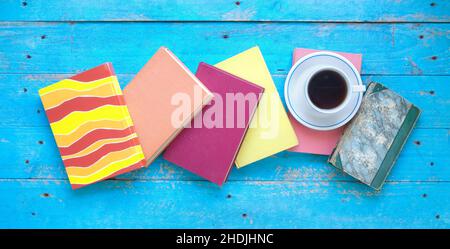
[307,69,348,109]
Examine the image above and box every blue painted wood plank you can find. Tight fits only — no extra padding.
[0,126,446,183]
[0,74,447,128]
[0,23,448,75]
[0,0,448,22]
[0,179,448,228]
[0,2,448,229]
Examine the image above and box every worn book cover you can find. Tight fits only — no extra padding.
[124,47,213,165]
[328,82,421,190]
[163,63,264,185]
[39,63,146,189]
[215,46,298,167]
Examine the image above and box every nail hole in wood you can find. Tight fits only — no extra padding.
[41,35,46,39]
[436,214,440,219]
[242,213,247,218]
[235,1,241,6]
[31,212,36,216]
[422,193,427,198]
[227,194,232,199]
[37,109,41,114]
[414,140,421,146]
[222,34,229,39]
[26,55,31,59]
[431,56,438,60]
[25,159,29,164]
[41,193,50,198]
[23,88,28,92]
[419,35,424,39]
[22,2,27,7]
[38,140,44,145]
[430,3,436,7]
[430,162,434,166]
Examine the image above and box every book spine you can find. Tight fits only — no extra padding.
[111,77,147,168]
[370,105,421,190]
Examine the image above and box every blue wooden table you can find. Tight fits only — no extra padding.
[0,0,449,228]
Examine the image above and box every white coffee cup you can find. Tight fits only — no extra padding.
[304,65,366,115]
[284,51,366,131]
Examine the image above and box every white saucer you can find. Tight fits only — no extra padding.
[284,52,364,131]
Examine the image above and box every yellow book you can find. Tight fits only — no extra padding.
[215,46,298,167]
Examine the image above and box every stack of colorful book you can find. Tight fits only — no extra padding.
[39,46,419,191]
[39,46,298,189]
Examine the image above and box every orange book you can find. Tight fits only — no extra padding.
[124,47,213,165]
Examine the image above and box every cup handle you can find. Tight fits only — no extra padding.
[352,84,366,92]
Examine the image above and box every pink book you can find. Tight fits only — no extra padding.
[163,63,264,185]
[288,48,362,155]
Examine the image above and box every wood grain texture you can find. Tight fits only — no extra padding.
[0,179,448,228]
[0,22,448,75]
[0,0,449,22]
[0,1,449,228]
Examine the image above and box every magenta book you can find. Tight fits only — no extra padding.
[163,63,264,185]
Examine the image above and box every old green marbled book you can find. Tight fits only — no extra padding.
[328,82,421,190]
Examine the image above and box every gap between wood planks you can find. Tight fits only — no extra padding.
[1,73,449,76]
[0,20,449,24]
[0,178,448,183]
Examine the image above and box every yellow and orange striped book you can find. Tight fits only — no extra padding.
[39,63,146,189]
